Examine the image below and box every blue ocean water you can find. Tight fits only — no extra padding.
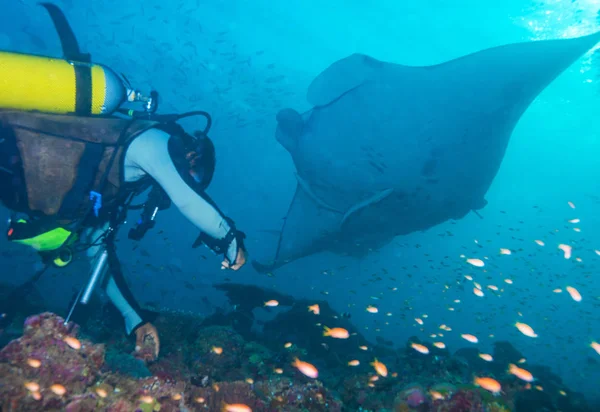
[0,0,599,407]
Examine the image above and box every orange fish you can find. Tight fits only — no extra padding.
[566,286,582,302]
[323,326,349,339]
[474,377,501,394]
[264,300,279,307]
[366,305,378,313]
[212,346,223,355]
[461,334,478,343]
[308,304,320,315]
[508,364,534,382]
[411,343,429,354]
[515,322,537,338]
[139,395,154,404]
[371,358,388,377]
[24,382,40,392]
[433,342,445,349]
[479,353,493,362]
[292,357,318,378]
[63,336,81,350]
[558,244,572,259]
[222,403,252,412]
[348,360,360,366]
[466,258,485,267]
[50,384,67,396]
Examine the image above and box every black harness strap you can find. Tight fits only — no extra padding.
[40,3,93,116]
[74,64,93,116]
[58,142,105,219]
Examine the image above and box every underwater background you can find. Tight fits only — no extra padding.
[1,0,599,410]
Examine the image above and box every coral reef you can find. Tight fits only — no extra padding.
[0,312,345,411]
[0,285,596,412]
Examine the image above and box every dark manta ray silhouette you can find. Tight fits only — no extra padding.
[253,32,600,272]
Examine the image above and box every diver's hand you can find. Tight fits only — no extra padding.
[135,322,160,361]
[222,239,246,271]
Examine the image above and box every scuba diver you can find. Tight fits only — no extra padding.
[0,4,246,360]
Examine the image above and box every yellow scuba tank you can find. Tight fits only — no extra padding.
[0,50,126,115]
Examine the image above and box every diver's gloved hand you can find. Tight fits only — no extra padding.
[222,237,247,271]
[134,322,160,362]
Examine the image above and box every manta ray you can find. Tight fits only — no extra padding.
[253,32,600,272]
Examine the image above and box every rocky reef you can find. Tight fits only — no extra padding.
[0,282,596,411]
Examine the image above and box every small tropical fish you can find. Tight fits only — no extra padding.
[284,342,292,348]
[473,288,484,297]
[24,382,40,392]
[466,258,485,267]
[461,334,478,343]
[371,358,388,377]
[499,248,512,255]
[508,363,534,382]
[591,341,600,355]
[558,244,572,259]
[474,377,501,394]
[359,345,368,351]
[26,358,41,368]
[348,360,360,366]
[515,322,537,338]
[433,342,445,349]
[411,343,429,354]
[323,326,349,339]
[222,403,252,412]
[366,305,378,313]
[566,286,582,302]
[264,300,279,307]
[212,346,223,355]
[139,395,154,403]
[50,384,67,396]
[95,388,108,398]
[63,336,81,350]
[479,353,493,362]
[308,304,320,315]
[430,390,444,400]
[292,357,318,378]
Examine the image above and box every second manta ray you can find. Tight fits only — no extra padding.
[253,31,600,272]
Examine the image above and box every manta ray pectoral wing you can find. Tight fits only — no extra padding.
[307,53,384,107]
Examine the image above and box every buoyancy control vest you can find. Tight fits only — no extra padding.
[0,110,158,222]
